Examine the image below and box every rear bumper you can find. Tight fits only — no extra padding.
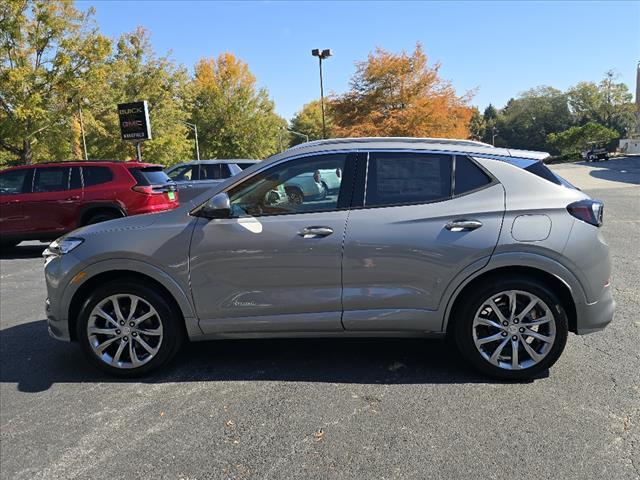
[575,285,615,335]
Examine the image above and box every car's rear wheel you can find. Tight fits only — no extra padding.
[77,281,184,376]
[454,276,568,380]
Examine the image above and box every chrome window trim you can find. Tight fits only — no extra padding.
[190,147,510,216]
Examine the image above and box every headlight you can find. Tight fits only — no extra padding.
[43,237,84,264]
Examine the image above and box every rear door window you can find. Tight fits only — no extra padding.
[83,166,113,187]
[201,164,224,180]
[0,169,31,195]
[365,152,452,207]
[219,164,232,178]
[33,167,70,193]
[130,167,172,186]
[167,165,198,181]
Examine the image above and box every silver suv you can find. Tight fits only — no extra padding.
[166,159,259,201]
[44,138,614,379]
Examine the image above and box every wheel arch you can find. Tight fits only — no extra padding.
[66,264,197,341]
[78,203,126,227]
[443,261,581,336]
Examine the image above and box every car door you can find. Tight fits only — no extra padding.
[0,168,33,237]
[22,166,81,236]
[342,151,505,332]
[189,152,355,334]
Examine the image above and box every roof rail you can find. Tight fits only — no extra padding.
[287,137,495,150]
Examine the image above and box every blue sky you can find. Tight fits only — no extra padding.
[84,0,639,120]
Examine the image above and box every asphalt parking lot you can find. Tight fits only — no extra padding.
[1,157,639,480]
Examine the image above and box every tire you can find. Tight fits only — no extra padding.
[83,211,121,226]
[453,275,568,380]
[76,281,184,377]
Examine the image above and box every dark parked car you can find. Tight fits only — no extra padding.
[166,160,259,201]
[0,161,178,248]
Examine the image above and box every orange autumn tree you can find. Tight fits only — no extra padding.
[329,44,474,138]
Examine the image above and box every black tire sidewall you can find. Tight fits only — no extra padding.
[76,281,184,377]
[454,276,568,380]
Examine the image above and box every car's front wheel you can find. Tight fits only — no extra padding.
[77,281,184,376]
[454,276,568,380]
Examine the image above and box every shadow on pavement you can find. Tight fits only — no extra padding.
[0,243,47,259]
[0,319,543,392]
[583,157,640,186]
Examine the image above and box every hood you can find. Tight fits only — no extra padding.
[69,210,164,238]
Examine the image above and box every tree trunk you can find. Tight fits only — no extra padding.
[21,139,32,164]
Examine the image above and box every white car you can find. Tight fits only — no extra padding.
[282,168,343,203]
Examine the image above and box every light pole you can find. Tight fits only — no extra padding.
[311,48,332,139]
[77,98,88,160]
[288,128,309,143]
[491,126,499,146]
[182,121,200,160]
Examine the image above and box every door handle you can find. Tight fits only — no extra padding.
[298,226,334,238]
[66,196,80,201]
[445,219,483,232]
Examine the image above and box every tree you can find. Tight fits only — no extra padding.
[187,54,286,159]
[80,27,192,164]
[496,86,572,152]
[547,122,619,155]
[468,108,484,141]
[329,43,474,138]
[289,100,330,145]
[0,0,111,164]
[567,72,635,136]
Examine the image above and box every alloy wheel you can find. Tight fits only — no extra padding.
[472,290,556,370]
[87,294,164,369]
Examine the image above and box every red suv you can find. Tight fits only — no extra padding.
[0,161,178,248]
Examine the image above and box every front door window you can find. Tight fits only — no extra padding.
[228,153,347,217]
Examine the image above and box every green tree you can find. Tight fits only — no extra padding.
[0,0,111,164]
[289,100,330,146]
[480,104,499,145]
[187,54,286,159]
[567,71,635,136]
[467,107,484,141]
[547,122,619,155]
[496,86,572,152]
[79,27,192,164]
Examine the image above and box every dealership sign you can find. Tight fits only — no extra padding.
[117,101,152,141]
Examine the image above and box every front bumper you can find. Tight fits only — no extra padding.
[575,284,615,335]
[46,296,71,341]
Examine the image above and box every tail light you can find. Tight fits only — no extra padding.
[132,184,177,195]
[567,199,603,227]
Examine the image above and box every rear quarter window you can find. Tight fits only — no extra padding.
[129,167,172,186]
[83,166,113,187]
[454,156,493,195]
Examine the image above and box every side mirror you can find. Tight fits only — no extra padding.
[197,192,231,219]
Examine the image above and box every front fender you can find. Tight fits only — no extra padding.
[60,258,199,338]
